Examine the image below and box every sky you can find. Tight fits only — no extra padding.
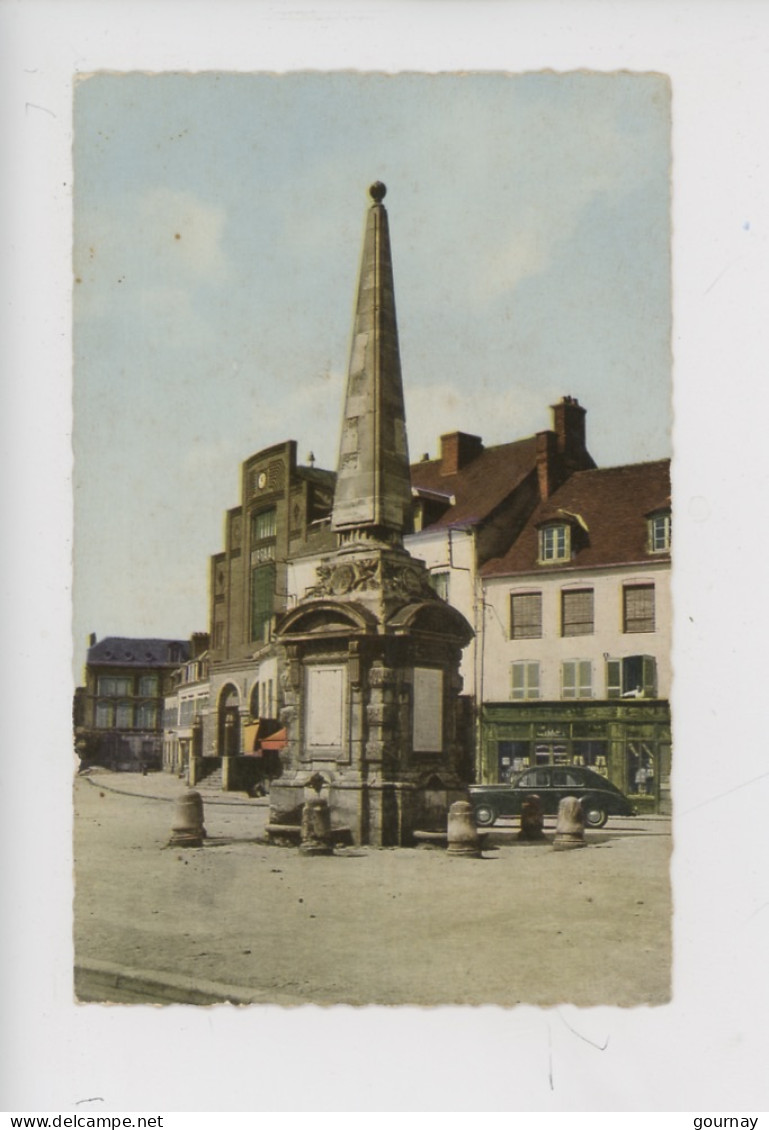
[73,70,671,673]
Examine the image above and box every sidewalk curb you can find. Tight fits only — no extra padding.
[80,774,268,808]
[74,959,308,1007]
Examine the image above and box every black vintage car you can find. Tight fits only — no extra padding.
[469,765,636,828]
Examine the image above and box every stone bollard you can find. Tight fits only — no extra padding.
[553,796,586,851]
[518,793,546,841]
[300,797,334,856]
[169,789,206,848]
[447,800,483,858]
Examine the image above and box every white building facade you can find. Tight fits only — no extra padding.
[477,459,672,812]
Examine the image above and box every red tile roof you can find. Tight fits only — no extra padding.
[481,460,671,576]
[410,436,539,528]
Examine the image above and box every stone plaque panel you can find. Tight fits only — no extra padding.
[305,664,346,753]
[413,667,443,753]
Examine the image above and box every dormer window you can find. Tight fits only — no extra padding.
[648,511,671,553]
[539,523,570,563]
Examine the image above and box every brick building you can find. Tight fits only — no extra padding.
[198,440,337,790]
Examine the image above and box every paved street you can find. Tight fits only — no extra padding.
[74,771,672,1008]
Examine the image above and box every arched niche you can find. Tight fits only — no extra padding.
[276,599,378,640]
[387,600,473,646]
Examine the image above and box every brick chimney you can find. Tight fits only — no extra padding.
[552,396,588,469]
[191,632,210,658]
[440,431,484,475]
[536,430,559,500]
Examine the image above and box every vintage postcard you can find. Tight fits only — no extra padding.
[71,70,673,1009]
[6,1,769,1116]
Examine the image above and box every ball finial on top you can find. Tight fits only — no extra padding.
[369,181,387,204]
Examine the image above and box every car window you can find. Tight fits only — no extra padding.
[552,770,572,787]
[518,769,550,788]
[553,769,584,787]
[517,771,537,788]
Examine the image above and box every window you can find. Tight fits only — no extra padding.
[136,702,158,729]
[162,703,179,728]
[95,701,114,729]
[535,741,569,764]
[561,660,592,699]
[251,563,275,642]
[561,589,594,636]
[115,701,133,729]
[517,768,550,789]
[97,676,132,697]
[138,675,159,696]
[649,511,671,553]
[572,740,609,773]
[606,655,658,698]
[250,508,277,564]
[539,524,569,563]
[510,592,542,639]
[251,508,277,541]
[511,661,540,700]
[429,571,450,601]
[497,740,531,780]
[623,584,655,633]
[214,621,225,650]
[552,768,584,788]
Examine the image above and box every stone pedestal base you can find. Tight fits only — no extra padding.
[269,777,468,847]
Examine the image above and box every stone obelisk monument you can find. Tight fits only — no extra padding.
[272,183,473,846]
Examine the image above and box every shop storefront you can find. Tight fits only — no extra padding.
[479,700,671,814]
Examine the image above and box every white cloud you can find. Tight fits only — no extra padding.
[406,77,668,305]
[405,378,558,458]
[74,187,229,323]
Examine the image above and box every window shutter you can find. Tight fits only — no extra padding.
[512,662,539,699]
[606,659,621,698]
[511,592,542,639]
[642,655,658,697]
[562,661,576,698]
[624,584,655,633]
[562,589,594,636]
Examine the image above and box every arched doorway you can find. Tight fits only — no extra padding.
[217,684,241,758]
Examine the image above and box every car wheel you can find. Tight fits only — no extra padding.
[582,801,608,828]
[475,805,496,827]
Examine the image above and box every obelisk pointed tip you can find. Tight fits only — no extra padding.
[369,181,387,204]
